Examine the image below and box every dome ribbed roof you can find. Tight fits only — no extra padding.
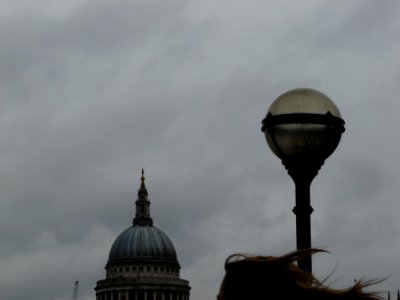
[108,225,178,264]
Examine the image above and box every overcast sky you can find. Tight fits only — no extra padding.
[0,0,400,299]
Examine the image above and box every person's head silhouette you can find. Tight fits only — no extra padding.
[218,249,383,300]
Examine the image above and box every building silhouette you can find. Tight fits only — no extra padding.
[95,170,190,300]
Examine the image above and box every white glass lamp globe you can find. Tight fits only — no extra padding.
[261,88,345,164]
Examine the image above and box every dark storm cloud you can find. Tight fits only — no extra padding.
[1,0,400,299]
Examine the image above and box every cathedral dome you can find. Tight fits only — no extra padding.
[96,170,191,300]
[108,225,178,265]
[106,169,179,268]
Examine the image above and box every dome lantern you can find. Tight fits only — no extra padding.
[133,169,153,226]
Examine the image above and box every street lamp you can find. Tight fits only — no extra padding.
[261,88,345,273]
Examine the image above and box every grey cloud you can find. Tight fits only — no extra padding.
[1,0,400,299]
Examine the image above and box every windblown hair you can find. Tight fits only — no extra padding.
[218,249,383,300]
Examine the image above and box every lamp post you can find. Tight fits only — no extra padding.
[261,88,345,273]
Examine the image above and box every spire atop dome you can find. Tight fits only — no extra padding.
[141,168,145,185]
[133,169,153,226]
[138,168,148,197]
